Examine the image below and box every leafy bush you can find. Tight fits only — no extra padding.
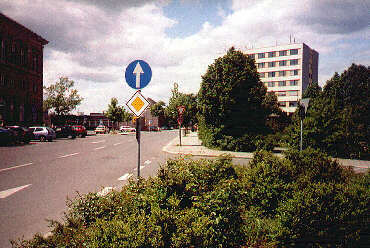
[12,151,369,247]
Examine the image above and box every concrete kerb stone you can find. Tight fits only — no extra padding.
[162,132,369,169]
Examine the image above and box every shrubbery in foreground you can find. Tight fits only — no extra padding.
[12,149,369,247]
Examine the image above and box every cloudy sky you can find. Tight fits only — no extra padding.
[1,0,369,114]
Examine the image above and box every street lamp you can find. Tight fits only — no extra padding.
[299,98,310,151]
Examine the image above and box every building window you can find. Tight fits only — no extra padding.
[290,70,298,76]
[268,51,276,58]
[267,81,275,87]
[33,83,37,93]
[268,72,276,77]
[248,54,255,59]
[290,49,298,55]
[278,101,287,107]
[289,80,298,86]
[9,79,14,87]
[279,60,287,66]
[279,50,287,56]
[290,59,299,65]
[289,101,298,107]
[258,53,265,59]
[279,71,286,77]
[277,91,286,96]
[278,81,286,87]
[0,74,4,86]
[288,91,298,96]
[268,62,276,67]
[259,72,265,78]
[258,62,265,68]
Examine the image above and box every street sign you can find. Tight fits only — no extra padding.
[126,90,151,117]
[125,60,152,90]
[177,105,186,115]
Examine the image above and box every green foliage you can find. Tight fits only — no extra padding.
[43,77,83,116]
[12,151,369,247]
[165,84,198,127]
[104,98,132,129]
[284,64,369,159]
[198,47,276,151]
[150,101,166,118]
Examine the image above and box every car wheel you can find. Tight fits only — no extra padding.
[24,138,30,144]
[48,138,53,142]
[39,136,46,142]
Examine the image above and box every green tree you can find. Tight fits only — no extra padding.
[105,98,123,130]
[285,64,369,159]
[197,47,270,149]
[165,85,198,128]
[43,77,83,116]
[150,101,166,117]
[302,81,322,99]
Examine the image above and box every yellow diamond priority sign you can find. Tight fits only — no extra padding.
[126,91,150,117]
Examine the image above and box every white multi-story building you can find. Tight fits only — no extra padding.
[246,43,319,114]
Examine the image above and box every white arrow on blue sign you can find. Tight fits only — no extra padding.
[125,60,152,90]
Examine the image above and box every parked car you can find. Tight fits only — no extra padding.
[72,125,87,137]
[148,126,161,132]
[0,127,16,145]
[29,126,56,142]
[95,125,108,134]
[53,125,76,139]
[120,125,136,132]
[5,126,33,144]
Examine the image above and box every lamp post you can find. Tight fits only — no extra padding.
[299,98,310,152]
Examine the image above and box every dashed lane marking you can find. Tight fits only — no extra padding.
[97,187,113,197]
[91,140,106,144]
[94,146,106,150]
[118,173,132,181]
[113,142,122,146]
[58,152,79,158]
[0,162,33,173]
[0,184,31,199]
[144,160,152,165]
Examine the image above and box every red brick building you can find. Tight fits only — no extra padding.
[0,13,48,126]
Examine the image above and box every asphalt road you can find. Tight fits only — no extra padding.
[0,130,177,247]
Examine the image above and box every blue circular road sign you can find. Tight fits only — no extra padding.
[125,60,152,90]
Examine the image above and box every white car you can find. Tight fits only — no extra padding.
[120,126,136,132]
[95,125,108,134]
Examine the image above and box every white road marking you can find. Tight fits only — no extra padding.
[118,173,132,181]
[113,142,122,146]
[0,162,33,173]
[0,184,31,199]
[134,165,146,171]
[91,140,106,144]
[144,160,152,165]
[97,187,113,196]
[94,146,105,150]
[58,152,79,158]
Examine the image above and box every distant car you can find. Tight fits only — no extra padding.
[0,127,16,145]
[120,126,136,132]
[72,125,87,137]
[53,125,76,139]
[149,126,160,132]
[29,126,56,142]
[5,126,33,144]
[95,125,107,134]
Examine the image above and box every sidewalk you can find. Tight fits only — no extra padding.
[163,132,370,170]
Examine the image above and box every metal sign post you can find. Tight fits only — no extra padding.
[136,118,141,178]
[125,60,152,181]
[177,106,186,147]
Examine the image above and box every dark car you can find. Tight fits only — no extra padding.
[53,126,77,139]
[5,126,33,144]
[0,127,16,145]
[72,125,87,138]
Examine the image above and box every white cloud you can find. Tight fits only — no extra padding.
[1,0,368,113]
